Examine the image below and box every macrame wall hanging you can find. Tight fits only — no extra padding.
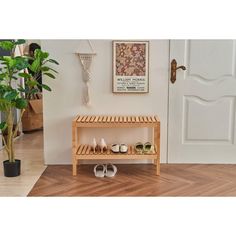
[77,40,96,106]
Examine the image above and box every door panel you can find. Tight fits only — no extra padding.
[187,40,235,80]
[169,40,236,163]
[183,96,235,144]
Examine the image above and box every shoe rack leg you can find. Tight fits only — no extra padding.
[72,122,78,176]
[73,159,78,176]
[153,127,156,165]
[154,159,157,165]
[154,124,160,176]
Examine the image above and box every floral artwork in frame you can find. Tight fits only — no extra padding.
[112,41,149,93]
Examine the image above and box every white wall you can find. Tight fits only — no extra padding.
[41,40,169,164]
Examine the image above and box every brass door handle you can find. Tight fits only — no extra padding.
[170,59,186,83]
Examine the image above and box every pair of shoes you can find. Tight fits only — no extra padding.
[94,164,117,178]
[135,142,154,154]
[111,144,128,153]
[91,138,107,154]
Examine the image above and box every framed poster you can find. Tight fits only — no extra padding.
[112,41,149,93]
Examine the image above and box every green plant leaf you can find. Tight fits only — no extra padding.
[14,57,29,70]
[34,49,49,61]
[26,80,38,87]
[2,56,28,70]
[48,59,59,65]
[0,41,14,51]
[40,66,50,72]
[12,76,19,80]
[0,84,8,93]
[0,121,7,131]
[15,98,28,109]
[3,90,18,101]
[29,58,40,73]
[18,72,31,79]
[0,73,7,80]
[14,39,26,45]
[44,72,56,79]
[41,66,58,73]
[18,87,27,93]
[40,84,52,91]
[2,57,16,69]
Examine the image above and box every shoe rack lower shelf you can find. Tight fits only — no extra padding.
[72,115,160,176]
[75,144,158,160]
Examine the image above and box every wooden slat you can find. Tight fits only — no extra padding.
[81,116,87,122]
[85,145,90,154]
[139,116,144,122]
[77,116,83,122]
[131,116,135,123]
[111,116,115,122]
[124,116,127,123]
[135,116,139,122]
[94,116,99,122]
[98,116,103,122]
[86,146,91,154]
[154,116,159,122]
[143,116,148,122]
[127,116,131,123]
[147,116,152,122]
[119,116,123,123]
[115,116,119,122]
[151,116,156,122]
[102,116,107,122]
[89,116,95,122]
[107,116,111,123]
[85,116,91,122]
[77,145,84,154]
[81,145,88,154]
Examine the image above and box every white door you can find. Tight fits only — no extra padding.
[168,40,236,163]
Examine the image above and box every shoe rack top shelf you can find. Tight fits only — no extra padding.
[74,115,160,128]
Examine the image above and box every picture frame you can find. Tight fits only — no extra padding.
[112,40,149,93]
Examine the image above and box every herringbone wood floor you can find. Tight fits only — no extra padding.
[28,164,236,196]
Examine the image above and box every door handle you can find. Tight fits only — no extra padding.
[170,59,186,83]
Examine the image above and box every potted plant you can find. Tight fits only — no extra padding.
[0,39,59,177]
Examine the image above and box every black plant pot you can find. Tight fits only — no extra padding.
[3,159,21,177]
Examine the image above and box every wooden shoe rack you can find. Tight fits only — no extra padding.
[72,115,160,176]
